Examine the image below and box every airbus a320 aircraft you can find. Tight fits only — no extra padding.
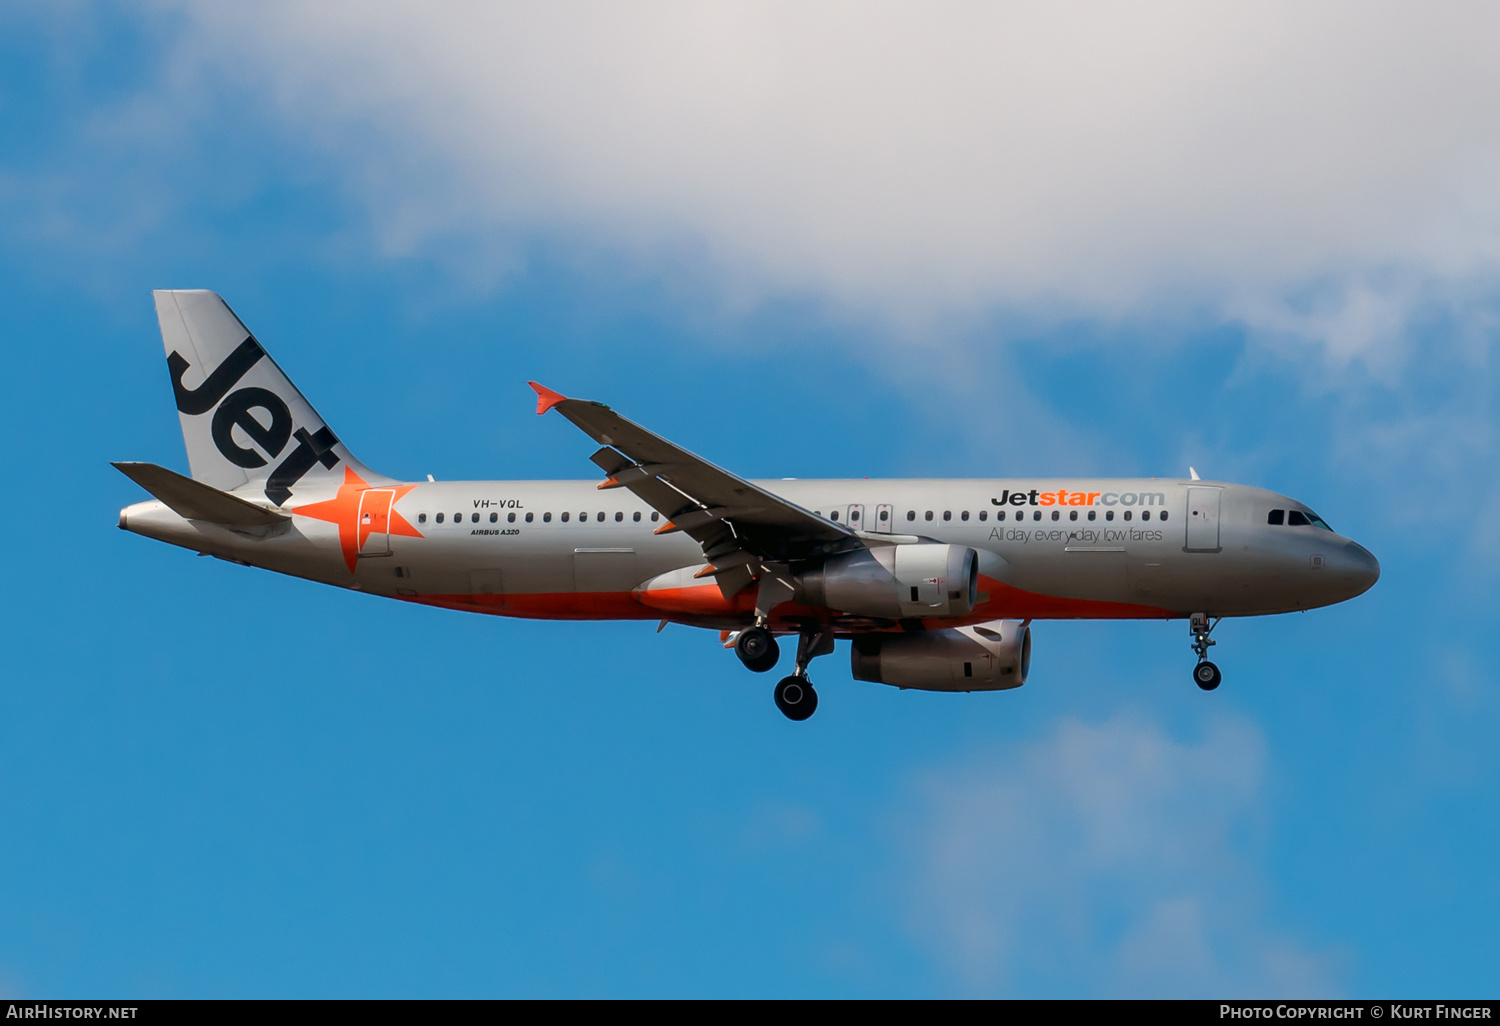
[117,291,1380,720]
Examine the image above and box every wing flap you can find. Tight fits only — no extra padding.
[113,461,290,527]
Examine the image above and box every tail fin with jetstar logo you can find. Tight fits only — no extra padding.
[153,289,385,506]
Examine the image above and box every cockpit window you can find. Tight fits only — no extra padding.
[1267,509,1285,525]
[1285,509,1333,530]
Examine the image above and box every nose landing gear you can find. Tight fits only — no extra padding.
[772,629,834,721]
[1189,612,1222,691]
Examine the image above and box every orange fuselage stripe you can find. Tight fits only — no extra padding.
[402,575,1173,626]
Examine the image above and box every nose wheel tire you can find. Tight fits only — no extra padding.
[735,627,781,673]
[1193,661,1222,691]
[774,675,818,720]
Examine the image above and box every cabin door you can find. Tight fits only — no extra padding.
[1184,487,1222,552]
[358,489,395,557]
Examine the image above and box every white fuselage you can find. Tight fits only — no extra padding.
[120,476,1380,632]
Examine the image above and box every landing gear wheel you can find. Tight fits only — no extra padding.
[735,627,780,673]
[1193,661,1222,691]
[774,675,818,721]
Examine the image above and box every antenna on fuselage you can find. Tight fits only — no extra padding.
[1189,467,1201,481]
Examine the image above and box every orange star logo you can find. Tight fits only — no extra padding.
[291,467,422,572]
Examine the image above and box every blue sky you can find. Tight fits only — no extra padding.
[2,2,1498,997]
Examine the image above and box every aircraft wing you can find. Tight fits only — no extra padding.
[530,382,858,597]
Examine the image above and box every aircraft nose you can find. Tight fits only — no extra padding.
[1338,540,1380,596]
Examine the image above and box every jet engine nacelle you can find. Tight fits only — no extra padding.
[797,543,978,619]
[850,620,1031,692]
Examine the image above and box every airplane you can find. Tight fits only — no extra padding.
[116,290,1381,720]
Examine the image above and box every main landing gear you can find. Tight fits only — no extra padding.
[773,630,833,721]
[1190,612,1222,691]
[734,626,832,721]
[734,626,780,673]
[774,675,817,721]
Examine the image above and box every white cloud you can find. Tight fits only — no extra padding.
[162,1,1500,354]
[897,714,1341,996]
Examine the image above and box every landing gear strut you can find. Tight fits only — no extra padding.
[735,625,780,673]
[1189,612,1222,691]
[774,630,834,721]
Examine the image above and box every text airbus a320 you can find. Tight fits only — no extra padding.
[116,291,1380,720]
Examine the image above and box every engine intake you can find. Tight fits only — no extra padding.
[850,620,1031,692]
[798,543,978,619]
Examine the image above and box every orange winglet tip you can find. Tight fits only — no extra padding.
[693,564,717,579]
[653,520,677,535]
[528,381,568,415]
[596,477,618,490]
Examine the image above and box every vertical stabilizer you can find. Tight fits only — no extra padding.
[154,290,381,505]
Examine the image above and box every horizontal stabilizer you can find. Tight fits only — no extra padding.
[112,461,289,527]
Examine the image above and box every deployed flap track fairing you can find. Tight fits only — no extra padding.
[118,291,1382,721]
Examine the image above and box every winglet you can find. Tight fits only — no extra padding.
[528,381,568,416]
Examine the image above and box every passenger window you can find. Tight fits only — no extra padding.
[1124,510,1133,521]
[508,513,516,523]
[1160,511,1168,522]
[491,512,499,523]
[1268,509,1285,525]
[850,509,860,522]
[879,509,889,522]
[1051,510,1059,521]
[978,510,987,521]
[943,511,952,521]
[1087,510,1096,521]
[997,511,1006,521]
[543,512,551,522]
[1287,510,1310,526]
[906,510,916,521]
[633,511,641,522]
[597,512,605,522]
[1069,510,1077,521]
[454,512,462,523]
[525,512,534,523]
[1105,511,1114,521]
[830,510,839,521]
[436,513,444,524]
[925,511,934,521]
[561,512,570,522]
[1033,511,1041,521]
[651,512,660,522]
[418,513,427,524]
[615,511,623,522]
[1142,510,1150,521]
